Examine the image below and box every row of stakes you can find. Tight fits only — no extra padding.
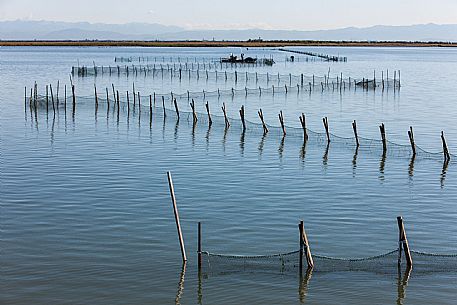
[26,82,451,163]
[73,64,400,92]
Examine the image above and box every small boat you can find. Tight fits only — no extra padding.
[221,53,257,64]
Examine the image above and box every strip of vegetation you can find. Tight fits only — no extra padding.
[1,40,456,47]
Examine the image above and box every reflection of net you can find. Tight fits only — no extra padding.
[201,249,457,276]
[32,89,451,161]
[71,66,399,91]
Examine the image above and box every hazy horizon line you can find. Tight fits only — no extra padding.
[1,18,456,32]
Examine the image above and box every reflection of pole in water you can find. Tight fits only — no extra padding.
[191,118,196,148]
[299,140,307,163]
[175,262,187,305]
[258,132,267,157]
[352,146,358,177]
[278,135,285,160]
[240,130,245,156]
[396,265,412,305]
[298,267,313,304]
[323,142,329,167]
[379,152,386,181]
[174,119,179,142]
[198,265,203,305]
[50,112,56,146]
[205,123,211,152]
[222,124,228,153]
[408,154,416,179]
[440,158,449,188]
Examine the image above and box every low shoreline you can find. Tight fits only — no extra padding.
[1,40,456,48]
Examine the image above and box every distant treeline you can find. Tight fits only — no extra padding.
[1,40,456,47]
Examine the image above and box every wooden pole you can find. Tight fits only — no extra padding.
[299,220,314,269]
[162,98,166,118]
[299,221,304,271]
[299,113,308,141]
[377,125,385,152]
[258,108,268,134]
[174,98,180,120]
[50,84,55,113]
[127,91,130,112]
[408,126,416,156]
[397,216,412,268]
[190,99,197,123]
[167,171,187,263]
[239,105,246,131]
[352,120,360,147]
[323,117,330,143]
[441,131,451,161]
[279,110,286,136]
[205,101,212,126]
[46,84,49,112]
[149,95,152,121]
[198,222,202,270]
[133,83,136,106]
[94,85,98,107]
[222,102,230,128]
[71,85,76,113]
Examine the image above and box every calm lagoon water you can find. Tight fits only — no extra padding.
[1,46,457,304]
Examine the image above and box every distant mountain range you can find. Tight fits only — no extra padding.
[1,20,457,42]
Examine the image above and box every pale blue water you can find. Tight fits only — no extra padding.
[1,46,457,304]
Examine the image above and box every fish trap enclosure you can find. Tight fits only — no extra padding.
[72,65,401,92]
[27,82,453,163]
[195,219,457,277]
[200,250,457,276]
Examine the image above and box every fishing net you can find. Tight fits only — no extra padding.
[72,65,399,91]
[278,48,347,62]
[201,249,457,276]
[29,84,451,162]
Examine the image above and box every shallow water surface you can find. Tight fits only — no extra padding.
[1,46,457,304]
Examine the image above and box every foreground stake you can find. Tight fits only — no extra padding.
[397,216,412,268]
[167,172,187,262]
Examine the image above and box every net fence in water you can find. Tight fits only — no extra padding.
[30,82,452,163]
[201,249,457,276]
[115,56,222,63]
[72,65,399,91]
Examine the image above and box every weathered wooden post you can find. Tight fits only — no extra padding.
[408,126,416,156]
[205,101,212,126]
[222,102,230,128]
[46,84,49,112]
[397,216,412,267]
[299,113,308,141]
[323,117,330,143]
[380,123,387,155]
[94,85,98,107]
[239,105,246,131]
[198,222,202,270]
[352,120,360,147]
[441,131,451,161]
[190,99,197,123]
[71,84,76,113]
[167,172,187,263]
[133,83,136,106]
[279,110,286,136]
[149,95,153,122]
[174,98,180,120]
[299,220,314,269]
[258,109,269,134]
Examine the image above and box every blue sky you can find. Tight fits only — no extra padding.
[1,0,456,30]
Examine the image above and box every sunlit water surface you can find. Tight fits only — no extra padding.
[1,46,457,304]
